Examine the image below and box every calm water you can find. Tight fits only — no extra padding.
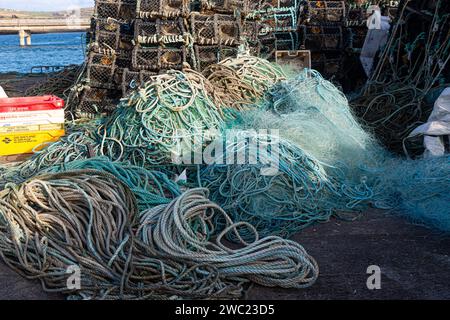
[0,32,86,73]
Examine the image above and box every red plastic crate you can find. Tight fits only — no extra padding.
[0,96,65,113]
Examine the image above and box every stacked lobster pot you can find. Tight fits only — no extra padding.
[130,0,191,92]
[344,2,370,51]
[300,0,347,77]
[247,0,301,60]
[190,0,249,71]
[77,0,137,117]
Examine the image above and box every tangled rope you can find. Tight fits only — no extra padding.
[0,172,318,299]
[99,69,225,166]
[0,121,102,187]
[190,132,373,239]
[204,55,286,110]
[43,157,181,210]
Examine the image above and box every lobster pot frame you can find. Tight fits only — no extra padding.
[135,18,186,45]
[275,32,298,51]
[311,51,342,77]
[193,45,238,71]
[242,20,262,43]
[122,68,140,95]
[191,14,241,46]
[345,6,368,27]
[303,25,343,51]
[132,46,186,71]
[307,1,346,25]
[95,0,137,20]
[95,18,121,33]
[77,88,121,117]
[95,0,120,19]
[94,30,121,51]
[259,8,298,33]
[87,52,117,88]
[115,50,133,68]
[200,0,251,15]
[137,0,191,19]
[122,69,158,94]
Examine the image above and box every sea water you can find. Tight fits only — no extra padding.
[0,32,86,73]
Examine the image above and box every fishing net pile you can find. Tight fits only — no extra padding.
[235,69,384,173]
[0,171,318,299]
[189,131,373,239]
[373,156,450,233]
[1,51,450,300]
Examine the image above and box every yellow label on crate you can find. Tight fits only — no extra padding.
[0,129,65,156]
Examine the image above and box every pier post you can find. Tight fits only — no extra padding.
[19,29,32,47]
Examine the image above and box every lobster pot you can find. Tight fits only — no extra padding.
[193,44,238,71]
[122,68,140,95]
[137,0,191,19]
[122,69,158,94]
[76,88,122,117]
[94,29,121,51]
[242,20,262,42]
[115,50,133,68]
[95,0,137,20]
[307,1,346,25]
[200,0,252,14]
[311,51,342,77]
[135,18,186,45]
[191,13,241,46]
[345,6,368,27]
[303,25,343,51]
[259,8,298,34]
[87,52,117,88]
[132,46,186,71]
[275,32,298,51]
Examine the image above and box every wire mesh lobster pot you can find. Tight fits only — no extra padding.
[191,14,241,46]
[137,0,190,19]
[94,30,121,51]
[115,50,133,68]
[307,1,346,25]
[193,44,238,71]
[86,52,117,88]
[311,51,342,77]
[135,18,186,45]
[122,68,140,94]
[132,46,186,71]
[345,6,368,27]
[200,0,251,14]
[76,87,122,117]
[122,68,158,94]
[275,32,298,51]
[259,8,298,33]
[95,0,121,19]
[303,25,343,51]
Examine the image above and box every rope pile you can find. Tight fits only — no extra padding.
[43,158,181,211]
[204,55,286,110]
[100,69,226,166]
[0,121,102,187]
[190,132,373,239]
[0,171,318,299]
